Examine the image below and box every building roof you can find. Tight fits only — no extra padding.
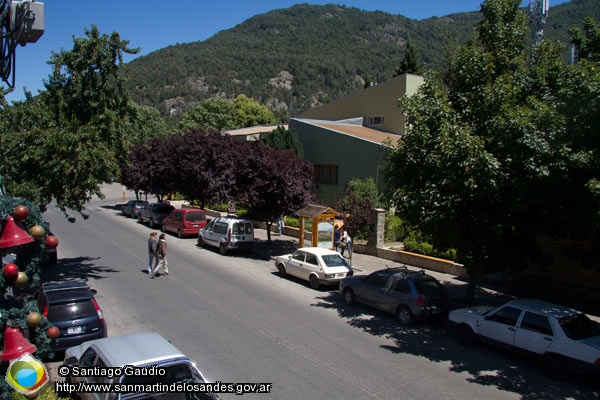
[224,124,288,137]
[294,118,401,146]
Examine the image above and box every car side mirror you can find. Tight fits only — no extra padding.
[64,356,78,366]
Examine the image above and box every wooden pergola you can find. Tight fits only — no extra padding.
[295,204,340,248]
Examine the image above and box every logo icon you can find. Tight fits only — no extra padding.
[5,353,49,395]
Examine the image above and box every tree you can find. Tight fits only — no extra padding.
[394,39,424,76]
[238,142,314,242]
[176,95,276,133]
[336,178,379,240]
[0,25,140,219]
[264,125,304,158]
[384,0,600,299]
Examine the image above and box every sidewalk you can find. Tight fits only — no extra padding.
[250,227,600,319]
[250,227,482,304]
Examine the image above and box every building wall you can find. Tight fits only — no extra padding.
[290,119,387,206]
[299,74,424,134]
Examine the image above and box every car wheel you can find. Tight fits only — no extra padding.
[542,353,570,380]
[177,229,183,238]
[277,263,286,277]
[219,243,227,255]
[343,288,356,305]
[197,236,205,247]
[397,306,414,326]
[309,274,320,290]
[455,324,476,346]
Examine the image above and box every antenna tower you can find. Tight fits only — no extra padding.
[529,0,549,45]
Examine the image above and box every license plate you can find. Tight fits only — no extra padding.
[67,326,83,335]
[192,224,199,227]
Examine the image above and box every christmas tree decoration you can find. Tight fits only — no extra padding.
[0,324,37,361]
[13,205,29,221]
[26,312,42,328]
[44,235,59,249]
[2,263,19,280]
[46,326,59,339]
[13,271,28,288]
[0,216,34,249]
[29,225,45,240]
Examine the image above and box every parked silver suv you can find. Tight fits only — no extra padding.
[197,216,254,255]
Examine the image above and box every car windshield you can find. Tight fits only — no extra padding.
[121,363,208,399]
[557,313,600,340]
[321,254,349,268]
[414,279,446,296]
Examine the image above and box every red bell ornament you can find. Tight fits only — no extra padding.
[0,216,34,249]
[44,235,59,249]
[13,205,29,221]
[3,263,19,280]
[0,324,37,361]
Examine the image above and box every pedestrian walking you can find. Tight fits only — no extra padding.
[277,216,285,235]
[150,233,168,278]
[147,232,158,275]
[227,201,236,215]
[340,227,352,258]
[333,225,341,252]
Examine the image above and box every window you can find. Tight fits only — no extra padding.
[391,278,411,294]
[519,312,553,336]
[367,115,384,125]
[292,251,305,262]
[305,253,319,266]
[365,272,390,289]
[487,306,522,326]
[314,165,338,185]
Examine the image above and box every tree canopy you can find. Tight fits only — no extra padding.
[0,25,141,219]
[384,0,600,297]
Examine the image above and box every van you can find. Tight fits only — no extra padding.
[162,208,207,238]
[197,216,254,255]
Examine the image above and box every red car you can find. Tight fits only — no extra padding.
[162,208,207,238]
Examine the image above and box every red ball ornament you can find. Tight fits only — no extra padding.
[46,326,60,339]
[2,263,19,280]
[45,235,59,249]
[13,205,29,221]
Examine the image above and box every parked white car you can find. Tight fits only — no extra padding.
[274,247,353,290]
[449,298,600,380]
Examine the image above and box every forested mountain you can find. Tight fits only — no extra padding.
[121,0,600,123]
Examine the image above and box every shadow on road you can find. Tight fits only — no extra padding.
[40,256,120,284]
[311,288,599,400]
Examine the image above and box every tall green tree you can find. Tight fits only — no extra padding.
[0,25,140,218]
[394,39,424,76]
[264,125,304,158]
[384,0,600,299]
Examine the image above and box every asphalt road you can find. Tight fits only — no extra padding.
[42,184,599,400]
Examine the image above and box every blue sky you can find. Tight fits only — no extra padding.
[4,0,568,103]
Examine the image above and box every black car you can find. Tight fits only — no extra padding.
[138,203,175,228]
[339,266,450,325]
[37,281,107,353]
[121,199,148,218]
